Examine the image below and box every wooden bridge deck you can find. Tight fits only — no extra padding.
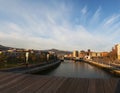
[0,72,120,93]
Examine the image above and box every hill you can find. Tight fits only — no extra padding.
[0,45,11,51]
[47,48,72,55]
[0,45,72,56]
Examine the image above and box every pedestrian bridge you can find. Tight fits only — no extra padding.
[0,72,120,93]
[0,60,120,93]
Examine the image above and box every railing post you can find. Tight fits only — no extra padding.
[26,52,29,67]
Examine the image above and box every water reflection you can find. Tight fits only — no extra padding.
[38,60,117,78]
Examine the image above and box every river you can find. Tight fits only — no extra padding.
[37,60,117,78]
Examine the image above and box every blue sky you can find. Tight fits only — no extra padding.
[0,0,120,51]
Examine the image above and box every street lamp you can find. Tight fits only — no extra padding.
[26,52,29,67]
[47,54,50,62]
[109,61,110,68]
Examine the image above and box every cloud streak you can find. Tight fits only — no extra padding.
[0,1,120,51]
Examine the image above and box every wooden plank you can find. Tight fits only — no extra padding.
[55,78,83,93]
[17,76,52,93]
[55,78,74,93]
[0,72,15,80]
[34,77,59,93]
[110,78,119,93]
[0,75,42,93]
[0,74,28,92]
[112,79,120,93]
[95,79,104,93]
[103,79,117,93]
[59,78,86,93]
[75,78,89,93]
[0,73,22,86]
[0,75,32,93]
[37,77,66,93]
[0,72,119,93]
[87,79,96,93]
[52,78,67,93]
[115,80,120,93]
[0,72,10,78]
[62,78,81,93]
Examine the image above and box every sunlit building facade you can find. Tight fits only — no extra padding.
[79,50,86,58]
[117,44,120,60]
[101,52,108,57]
[73,50,79,58]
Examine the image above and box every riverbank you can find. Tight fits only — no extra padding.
[0,60,61,74]
[84,60,120,77]
[26,60,61,74]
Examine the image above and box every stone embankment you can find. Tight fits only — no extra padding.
[85,60,120,77]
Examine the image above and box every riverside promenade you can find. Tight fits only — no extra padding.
[84,60,120,76]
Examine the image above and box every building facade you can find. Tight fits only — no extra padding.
[73,50,79,58]
[117,44,120,60]
[101,52,108,57]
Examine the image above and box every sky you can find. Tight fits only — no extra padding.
[0,0,120,51]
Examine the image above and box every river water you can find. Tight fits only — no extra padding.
[38,60,117,78]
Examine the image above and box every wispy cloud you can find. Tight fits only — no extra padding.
[81,6,87,15]
[0,1,120,51]
[89,6,101,28]
[103,14,120,27]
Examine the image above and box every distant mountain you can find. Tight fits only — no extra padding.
[0,45,11,51]
[0,45,72,56]
[47,48,72,55]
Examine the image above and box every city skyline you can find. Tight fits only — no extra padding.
[0,0,120,51]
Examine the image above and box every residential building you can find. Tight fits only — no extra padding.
[91,52,97,57]
[101,52,108,57]
[96,52,101,57]
[73,50,79,58]
[79,50,86,58]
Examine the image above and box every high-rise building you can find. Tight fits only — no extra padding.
[114,44,120,60]
[73,50,79,58]
[117,44,120,60]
